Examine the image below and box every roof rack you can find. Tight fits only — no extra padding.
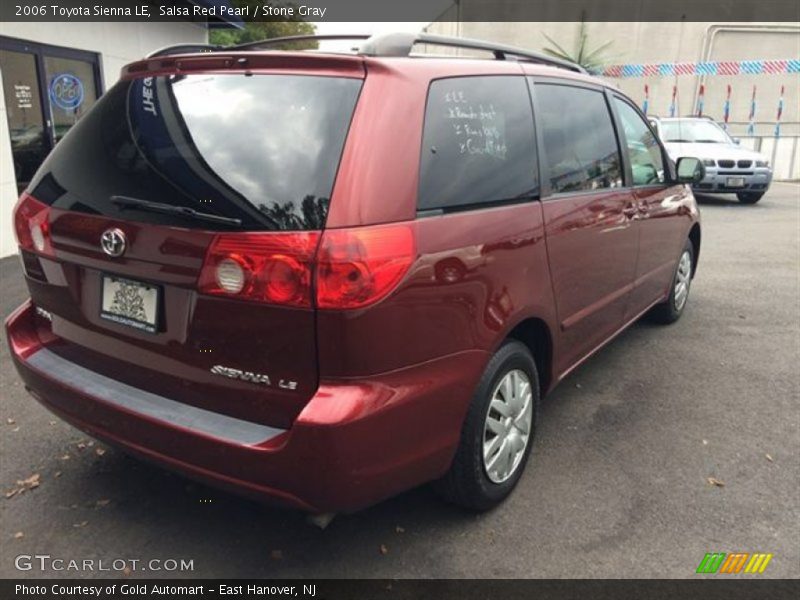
[146,43,223,58]
[146,35,371,59]
[232,34,371,52]
[145,32,586,74]
[360,32,586,73]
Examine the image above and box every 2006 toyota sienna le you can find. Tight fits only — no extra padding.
[6,33,704,513]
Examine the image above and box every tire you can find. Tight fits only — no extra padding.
[434,340,540,510]
[649,239,694,324]
[737,192,764,204]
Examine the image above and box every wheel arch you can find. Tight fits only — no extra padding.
[688,223,701,277]
[504,317,553,396]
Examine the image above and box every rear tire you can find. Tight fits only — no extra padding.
[649,239,694,324]
[737,192,764,204]
[434,340,540,510]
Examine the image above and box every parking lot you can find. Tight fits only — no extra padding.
[0,183,798,579]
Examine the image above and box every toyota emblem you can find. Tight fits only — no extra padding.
[100,228,127,257]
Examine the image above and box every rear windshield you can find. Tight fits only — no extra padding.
[28,73,362,230]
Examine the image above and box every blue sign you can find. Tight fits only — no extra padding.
[49,73,84,111]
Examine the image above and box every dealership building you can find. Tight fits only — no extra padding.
[0,6,240,257]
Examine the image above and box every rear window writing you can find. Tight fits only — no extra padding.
[29,74,362,231]
[418,76,538,211]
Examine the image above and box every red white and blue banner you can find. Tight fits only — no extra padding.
[601,59,800,77]
[722,84,732,129]
[747,86,757,136]
[775,85,784,138]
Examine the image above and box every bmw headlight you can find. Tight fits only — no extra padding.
[756,160,770,168]
[702,159,716,167]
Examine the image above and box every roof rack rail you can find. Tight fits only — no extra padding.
[359,32,587,74]
[232,34,371,51]
[144,32,586,75]
[146,35,370,59]
[146,43,224,58]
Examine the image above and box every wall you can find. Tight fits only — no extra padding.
[0,21,208,257]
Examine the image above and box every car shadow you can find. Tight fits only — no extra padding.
[47,322,657,577]
[693,193,743,207]
[41,443,480,577]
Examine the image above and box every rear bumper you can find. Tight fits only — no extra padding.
[6,300,486,513]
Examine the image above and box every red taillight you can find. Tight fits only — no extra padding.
[198,223,415,310]
[198,232,320,307]
[13,193,53,256]
[316,223,415,310]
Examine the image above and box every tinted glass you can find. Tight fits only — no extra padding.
[29,74,362,230]
[614,98,665,185]
[535,84,622,194]
[0,49,48,192]
[418,76,537,211]
[43,55,99,143]
[660,119,731,144]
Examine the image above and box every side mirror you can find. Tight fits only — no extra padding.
[675,157,705,184]
[732,137,741,145]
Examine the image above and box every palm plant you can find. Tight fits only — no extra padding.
[542,22,615,73]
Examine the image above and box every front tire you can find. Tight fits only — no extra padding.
[434,340,540,510]
[737,191,764,204]
[649,239,694,324]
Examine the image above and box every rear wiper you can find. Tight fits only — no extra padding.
[110,195,242,227]
[694,139,722,143]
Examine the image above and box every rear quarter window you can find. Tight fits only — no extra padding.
[417,76,538,212]
[28,73,362,231]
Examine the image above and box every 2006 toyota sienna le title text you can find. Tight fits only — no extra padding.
[6,33,704,513]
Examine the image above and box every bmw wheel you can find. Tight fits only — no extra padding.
[737,192,764,204]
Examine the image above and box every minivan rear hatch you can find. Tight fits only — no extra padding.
[17,63,364,429]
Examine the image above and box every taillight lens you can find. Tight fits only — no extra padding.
[198,232,320,307]
[13,193,53,256]
[198,223,415,310]
[316,223,415,310]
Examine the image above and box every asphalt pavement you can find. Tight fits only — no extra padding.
[1,183,798,579]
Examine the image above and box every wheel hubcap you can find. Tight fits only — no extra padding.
[483,369,533,484]
[673,250,692,311]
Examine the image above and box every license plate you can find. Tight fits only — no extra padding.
[726,176,746,188]
[100,275,160,333]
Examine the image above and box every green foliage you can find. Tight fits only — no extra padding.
[209,1,317,49]
[542,22,615,72]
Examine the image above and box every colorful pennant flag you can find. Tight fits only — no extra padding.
[747,85,757,136]
[669,84,677,117]
[696,84,705,117]
[722,85,732,130]
[775,85,784,138]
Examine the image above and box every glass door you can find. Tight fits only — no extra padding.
[0,48,49,193]
[0,36,102,192]
[43,55,99,143]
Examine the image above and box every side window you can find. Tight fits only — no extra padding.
[535,84,623,194]
[418,76,538,211]
[613,98,666,185]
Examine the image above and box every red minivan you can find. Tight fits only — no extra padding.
[6,33,703,513]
